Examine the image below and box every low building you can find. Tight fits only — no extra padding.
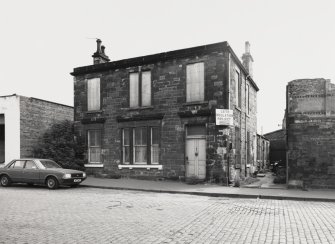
[263,129,286,166]
[71,40,259,182]
[286,78,335,188]
[0,94,73,164]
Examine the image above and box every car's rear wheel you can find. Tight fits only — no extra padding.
[46,177,59,189]
[0,175,11,187]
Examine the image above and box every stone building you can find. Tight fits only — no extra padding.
[286,78,335,188]
[71,40,259,182]
[256,134,270,172]
[0,94,73,164]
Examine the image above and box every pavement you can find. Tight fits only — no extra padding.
[81,175,335,202]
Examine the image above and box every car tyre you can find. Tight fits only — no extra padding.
[46,177,59,190]
[0,175,11,187]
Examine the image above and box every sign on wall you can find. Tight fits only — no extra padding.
[216,109,233,126]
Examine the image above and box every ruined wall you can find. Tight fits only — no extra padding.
[287,79,335,188]
[20,96,74,158]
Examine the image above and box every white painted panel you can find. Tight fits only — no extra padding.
[186,63,204,102]
[0,96,21,164]
[141,71,151,106]
[87,78,100,111]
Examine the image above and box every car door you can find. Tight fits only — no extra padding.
[7,160,26,183]
[23,160,41,184]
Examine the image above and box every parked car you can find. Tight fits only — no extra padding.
[0,159,86,189]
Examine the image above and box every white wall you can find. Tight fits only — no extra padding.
[0,95,20,164]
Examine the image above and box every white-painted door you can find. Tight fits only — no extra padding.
[186,138,206,179]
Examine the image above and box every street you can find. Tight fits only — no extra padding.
[0,186,334,244]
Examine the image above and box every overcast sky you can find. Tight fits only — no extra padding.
[1,0,334,133]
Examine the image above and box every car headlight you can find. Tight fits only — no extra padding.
[83,172,86,178]
[63,173,72,179]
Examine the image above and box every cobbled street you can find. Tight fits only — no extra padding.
[0,186,334,244]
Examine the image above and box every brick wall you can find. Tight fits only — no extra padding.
[287,79,335,188]
[20,96,74,157]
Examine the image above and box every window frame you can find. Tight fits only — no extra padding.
[186,62,205,103]
[129,70,152,108]
[87,129,102,164]
[121,126,160,165]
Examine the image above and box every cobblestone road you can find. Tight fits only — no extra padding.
[1,186,335,244]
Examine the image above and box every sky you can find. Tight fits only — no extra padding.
[1,0,334,134]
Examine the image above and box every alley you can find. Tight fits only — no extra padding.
[0,186,334,244]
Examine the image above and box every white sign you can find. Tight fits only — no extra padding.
[216,109,233,126]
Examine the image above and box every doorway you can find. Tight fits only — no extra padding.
[185,125,206,179]
[0,114,4,163]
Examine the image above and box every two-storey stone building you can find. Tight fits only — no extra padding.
[71,40,259,182]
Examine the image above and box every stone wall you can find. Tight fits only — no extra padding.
[287,79,335,188]
[73,43,258,181]
[20,96,74,157]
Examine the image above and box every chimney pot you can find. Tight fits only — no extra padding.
[245,41,250,54]
[92,39,110,64]
[96,39,102,53]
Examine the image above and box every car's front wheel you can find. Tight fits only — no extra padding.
[0,175,11,187]
[46,177,59,189]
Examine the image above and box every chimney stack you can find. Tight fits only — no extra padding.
[242,41,254,78]
[92,39,110,64]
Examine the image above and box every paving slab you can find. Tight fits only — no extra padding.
[81,176,335,202]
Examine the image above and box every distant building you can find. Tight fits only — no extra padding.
[0,95,73,164]
[286,78,335,188]
[264,129,286,166]
[71,40,259,182]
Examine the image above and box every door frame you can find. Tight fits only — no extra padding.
[185,125,207,179]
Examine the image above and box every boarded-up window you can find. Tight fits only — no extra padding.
[186,62,205,102]
[129,73,139,107]
[235,127,241,169]
[235,69,241,108]
[141,71,151,106]
[130,71,151,107]
[246,84,250,114]
[87,78,100,111]
[88,130,101,163]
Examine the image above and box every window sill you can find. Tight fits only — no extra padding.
[121,106,154,111]
[84,164,104,168]
[85,110,103,114]
[183,101,208,106]
[118,165,163,170]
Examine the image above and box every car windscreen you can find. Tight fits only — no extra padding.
[39,160,62,169]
